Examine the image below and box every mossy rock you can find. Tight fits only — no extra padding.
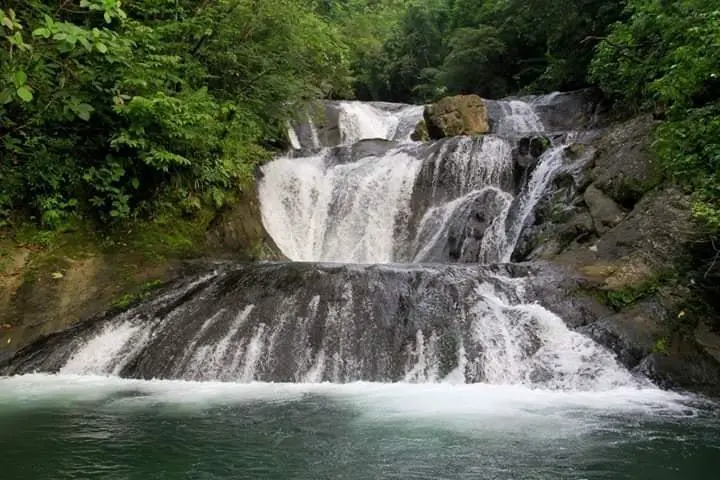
[410,120,429,142]
[424,95,490,139]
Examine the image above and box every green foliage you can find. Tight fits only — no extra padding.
[1,0,350,228]
[591,0,720,231]
[350,0,625,102]
[653,337,669,355]
[656,104,720,230]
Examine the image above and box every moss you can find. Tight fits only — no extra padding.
[529,136,551,157]
[613,175,663,209]
[582,270,678,312]
[604,276,668,311]
[653,337,670,355]
[119,211,213,261]
[410,120,430,142]
[0,248,11,274]
[426,95,489,139]
[564,143,585,159]
[111,279,165,310]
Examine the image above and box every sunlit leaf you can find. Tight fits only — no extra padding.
[16,86,33,102]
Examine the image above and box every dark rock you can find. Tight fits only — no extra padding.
[529,136,550,158]
[579,300,666,367]
[448,189,509,262]
[588,187,692,267]
[528,88,609,132]
[206,184,285,260]
[634,347,720,397]
[328,139,400,165]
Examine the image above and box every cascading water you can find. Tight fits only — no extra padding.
[6,95,718,480]
[3,96,658,392]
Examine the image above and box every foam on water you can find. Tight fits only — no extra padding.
[0,374,700,426]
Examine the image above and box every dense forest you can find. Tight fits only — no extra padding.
[1,0,719,238]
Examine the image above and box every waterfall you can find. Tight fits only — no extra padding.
[259,147,421,263]
[3,96,650,392]
[493,100,544,135]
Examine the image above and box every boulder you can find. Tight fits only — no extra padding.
[583,184,625,234]
[634,347,720,397]
[529,88,609,132]
[579,300,667,367]
[424,95,490,139]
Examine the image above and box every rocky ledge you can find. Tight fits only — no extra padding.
[513,111,720,396]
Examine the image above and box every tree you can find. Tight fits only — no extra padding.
[0,0,350,226]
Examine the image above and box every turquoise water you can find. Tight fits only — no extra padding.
[1,375,718,479]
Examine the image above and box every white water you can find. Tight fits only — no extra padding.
[254,97,654,392]
[494,100,544,135]
[261,100,560,264]
[44,265,645,391]
[286,122,301,150]
[259,148,422,262]
[286,101,425,149]
[338,102,401,144]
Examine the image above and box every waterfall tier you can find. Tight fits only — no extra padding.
[3,263,643,390]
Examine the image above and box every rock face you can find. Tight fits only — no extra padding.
[530,88,609,132]
[0,186,282,363]
[512,113,720,396]
[205,184,284,259]
[424,95,490,139]
[583,184,626,234]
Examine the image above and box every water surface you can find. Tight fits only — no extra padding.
[1,375,718,479]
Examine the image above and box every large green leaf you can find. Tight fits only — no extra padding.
[16,86,33,102]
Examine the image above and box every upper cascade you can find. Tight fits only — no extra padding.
[263,95,572,264]
[288,101,425,150]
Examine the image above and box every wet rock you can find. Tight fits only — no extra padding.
[529,88,609,132]
[330,139,400,165]
[529,136,550,158]
[634,347,720,397]
[696,322,720,365]
[424,95,490,139]
[579,300,666,367]
[448,190,509,262]
[583,185,625,234]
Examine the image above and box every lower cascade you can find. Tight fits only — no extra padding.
[0,98,660,392]
[5,263,643,391]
